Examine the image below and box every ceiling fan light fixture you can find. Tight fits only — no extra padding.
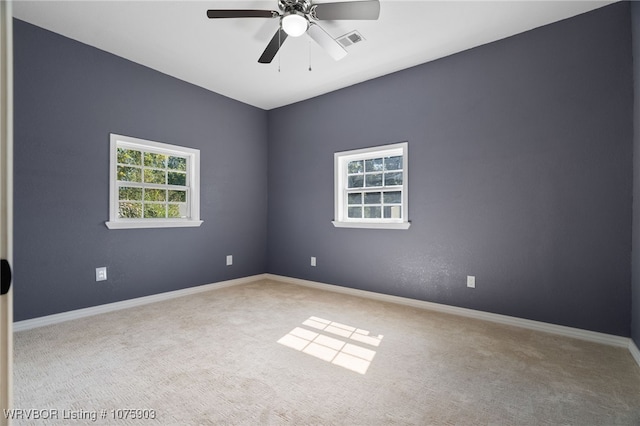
[282,11,308,37]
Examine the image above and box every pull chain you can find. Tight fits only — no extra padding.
[278,26,281,73]
[308,41,312,72]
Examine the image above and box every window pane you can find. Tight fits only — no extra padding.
[365,158,384,172]
[144,203,166,218]
[347,193,362,205]
[144,152,167,168]
[144,188,166,202]
[348,207,362,218]
[111,136,200,226]
[384,191,402,204]
[117,148,141,165]
[384,156,402,171]
[384,206,402,219]
[384,172,403,186]
[144,169,166,184]
[364,192,381,204]
[348,160,363,174]
[335,143,407,226]
[168,190,186,202]
[168,203,188,218]
[117,166,142,182]
[365,173,383,187]
[118,202,142,218]
[168,172,187,186]
[348,175,364,188]
[168,156,187,171]
[118,186,142,201]
[364,206,382,218]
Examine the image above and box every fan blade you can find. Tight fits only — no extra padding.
[307,24,347,61]
[258,28,288,63]
[312,1,380,20]
[207,10,278,19]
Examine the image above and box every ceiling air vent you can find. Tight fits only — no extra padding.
[336,31,365,48]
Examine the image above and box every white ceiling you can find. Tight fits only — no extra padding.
[13,0,615,110]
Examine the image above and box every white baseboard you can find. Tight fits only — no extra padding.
[13,272,640,369]
[13,274,265,332]
[265,274,632,349]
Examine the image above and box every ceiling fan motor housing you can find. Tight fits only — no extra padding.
[278,0,312,16]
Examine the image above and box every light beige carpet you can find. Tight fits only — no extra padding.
[11,279,640,425]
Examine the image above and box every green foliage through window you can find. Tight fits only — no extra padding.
[119,187,142,201]
[117,148,141,165]
[117,166,142,182]
[119,202,142,218]
[115,147,189,220]
[168,156,187,171]
[168,172,186,186]
[144,203,166,218]
[144,152,167,168]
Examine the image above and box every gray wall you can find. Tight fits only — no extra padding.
[632,1,640,348]
[267,3,633,336]
[13,20,268,321]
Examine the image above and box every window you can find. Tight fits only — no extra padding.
[105,134,202,229]
[333,142,409,229]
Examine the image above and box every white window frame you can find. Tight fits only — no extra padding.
[105,134,203,229]
[333,142,410,230]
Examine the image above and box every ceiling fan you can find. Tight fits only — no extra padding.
[206,0,380,64]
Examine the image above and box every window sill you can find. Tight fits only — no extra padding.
[331,221,411,230]
[105,220,203,230]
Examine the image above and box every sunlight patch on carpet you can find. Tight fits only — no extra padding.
[277,316,383,374]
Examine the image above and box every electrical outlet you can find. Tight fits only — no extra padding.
[226,255,233,266]
[467,275,475,288]
[311,256,317,267]
[96,267,107,282]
